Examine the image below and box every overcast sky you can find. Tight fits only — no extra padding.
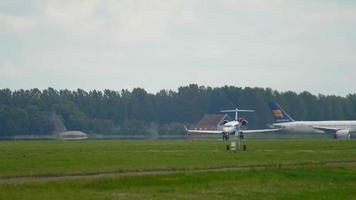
[1,0,356,96]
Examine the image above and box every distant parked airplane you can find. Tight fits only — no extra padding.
[187,107,279,140]
[268,102,356,139]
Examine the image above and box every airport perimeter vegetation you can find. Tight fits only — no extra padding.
[1,139,356,199]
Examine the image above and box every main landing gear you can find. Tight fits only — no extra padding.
[222,133,230,140]
[226,132,246,152]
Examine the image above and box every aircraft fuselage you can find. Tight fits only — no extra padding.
[273,121,356,133]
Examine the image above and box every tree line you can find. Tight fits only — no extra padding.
[1,84,356,137]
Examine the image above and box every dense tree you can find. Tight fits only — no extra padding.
[0,105,30,136]
[0,85,356,136]
[53,100,89,131]
[158,123,186,136]
[120,119,146,135]
[25,105,53,135]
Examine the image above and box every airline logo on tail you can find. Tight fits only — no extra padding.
[272,109,284,119]
[268,102,294,123]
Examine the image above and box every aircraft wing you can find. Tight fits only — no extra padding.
[186,129,223,134]
[240,128,280,134]
[312,126,343,134]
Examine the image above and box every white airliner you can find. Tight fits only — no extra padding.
[187,108,279,140]
[269,102,356,139]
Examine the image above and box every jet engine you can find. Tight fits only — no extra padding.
[335,129,351,140]
[238,117,248,126]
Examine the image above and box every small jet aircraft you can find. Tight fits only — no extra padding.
[269,102,356,139]
[186,107,280,140]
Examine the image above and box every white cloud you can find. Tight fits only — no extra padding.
[1,0,356,95]
[103,0,200,44]
[42,0,102,31]
[0,13,36,31]
[0,61,28,79]
[39,0,200,44]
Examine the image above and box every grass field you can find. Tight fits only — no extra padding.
[2,165,356,200]
[1,139,356,199]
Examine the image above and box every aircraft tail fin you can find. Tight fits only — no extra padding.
[268,102,294,123]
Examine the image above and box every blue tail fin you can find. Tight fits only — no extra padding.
[268,102,294,123]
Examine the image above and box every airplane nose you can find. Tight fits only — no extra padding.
[223,127,235,133]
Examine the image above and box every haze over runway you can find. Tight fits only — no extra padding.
[1,0,356,95]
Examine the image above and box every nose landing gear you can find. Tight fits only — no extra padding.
[226,132,246,152]
[222,133,229,140]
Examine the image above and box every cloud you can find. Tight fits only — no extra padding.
[39,0,200,44]
[0,61,28,79]
[0,13,36,31]
[1,0,356,95]
[42,0,102,31]
[222,0,281,7]
[104,0,200,44]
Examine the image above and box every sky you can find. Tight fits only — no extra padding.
[1,0,356,96]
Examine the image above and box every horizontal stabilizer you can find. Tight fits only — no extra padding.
[221,109,254,113]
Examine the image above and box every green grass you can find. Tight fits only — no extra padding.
[1,139,356,199]
[0,140,356,177]
[0,140,356,178]
[1,165,356,200]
